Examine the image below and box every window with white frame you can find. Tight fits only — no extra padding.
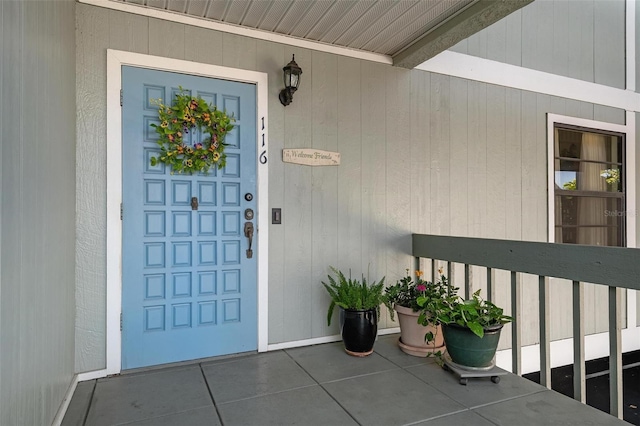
[553,124,626,247]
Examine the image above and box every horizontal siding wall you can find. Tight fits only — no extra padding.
[76,3,630,370]
[450,0,626,90]
[637,0,640,93]
[1,0,76,424]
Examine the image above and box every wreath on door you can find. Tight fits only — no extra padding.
[150,88,235,174]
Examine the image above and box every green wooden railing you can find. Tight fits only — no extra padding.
[412,233,640,420]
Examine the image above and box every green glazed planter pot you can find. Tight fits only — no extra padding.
[442,323,503,368]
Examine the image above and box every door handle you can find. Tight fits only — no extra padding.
[244,222,254,259]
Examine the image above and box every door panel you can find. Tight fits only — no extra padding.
[121,66,257,369]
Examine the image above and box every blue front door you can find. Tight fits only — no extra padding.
[121,66,257,369]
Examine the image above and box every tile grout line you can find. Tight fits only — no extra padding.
[214,383,320,405]
[316,382,363,426]
[467,388,549,410]
[379,344,505,425]
[199,362,226,425]
[319,366,403,385]
[471,408,503,426]
[401,408,471,426]
[81,380,98,426]
[283,349,363,426]
[401,360,550,413]
[114,406,220,426]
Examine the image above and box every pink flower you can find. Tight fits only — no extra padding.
[416,284,427,292]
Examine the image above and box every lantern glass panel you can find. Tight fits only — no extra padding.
[283,69,292,88]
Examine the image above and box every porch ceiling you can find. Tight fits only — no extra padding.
[114,0,533,68]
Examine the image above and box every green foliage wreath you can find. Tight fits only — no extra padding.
[150,89,235,174]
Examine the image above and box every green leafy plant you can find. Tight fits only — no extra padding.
[383,269,456,321]
[150,87,235,174]
[418,289,513,339]
[322,267,385,326]
[600,168,620,186]
[563,179,576,190]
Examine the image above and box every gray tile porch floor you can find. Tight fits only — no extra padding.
[62,334,629,426]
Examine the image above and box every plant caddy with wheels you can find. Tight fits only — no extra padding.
[418,289,513,385]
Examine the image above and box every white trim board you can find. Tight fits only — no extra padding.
[418,51,640,113]
[51,374,79,426]
[546,113,638,350]
[496,326,640,375]
[79,0,392,65]
[546,113,635,247]
[266,327,401,352]
[104,49,269,378]
[626,0,636,92]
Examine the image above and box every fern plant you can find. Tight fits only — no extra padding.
[322,267,385,326]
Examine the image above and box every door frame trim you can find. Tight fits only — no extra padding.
[105,49,269,376]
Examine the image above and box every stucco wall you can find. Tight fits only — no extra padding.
[1,0,76,424]
[75,2,631,372]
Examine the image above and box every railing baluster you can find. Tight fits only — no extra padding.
[609,286,623,419]
[464,264,470,299]
[431,259,437,284]
[487,267,495,302]
[511,271,521,375]
[411,233,640,421]
[414,256,420,276]
[447,261,454,287]
[539,276,551,389]
[573,280,585,403]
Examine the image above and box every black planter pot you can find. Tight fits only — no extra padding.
[339,308,378,356]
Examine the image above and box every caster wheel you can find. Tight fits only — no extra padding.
[459,378,468,385]
[491,376,500,384]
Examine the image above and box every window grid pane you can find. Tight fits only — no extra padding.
[554,125,625,247]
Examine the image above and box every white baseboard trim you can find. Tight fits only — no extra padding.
[267,335,342,351]
[75,328,402,380]
[51,374,79,426]
[266,327,401,352]
[496,325,640,374]
[378,327,401,336]
[74,324,640,382]
[77,368,111,382]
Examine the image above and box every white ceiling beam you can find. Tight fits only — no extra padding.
[392,0,534,69]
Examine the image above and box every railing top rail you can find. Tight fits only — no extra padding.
[412,234,640,291]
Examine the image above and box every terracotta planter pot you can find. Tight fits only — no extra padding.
[394,305,445,357]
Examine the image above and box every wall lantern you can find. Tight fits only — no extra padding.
[279,55,302,106]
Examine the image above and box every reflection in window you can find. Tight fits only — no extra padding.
[554,126,625,247]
